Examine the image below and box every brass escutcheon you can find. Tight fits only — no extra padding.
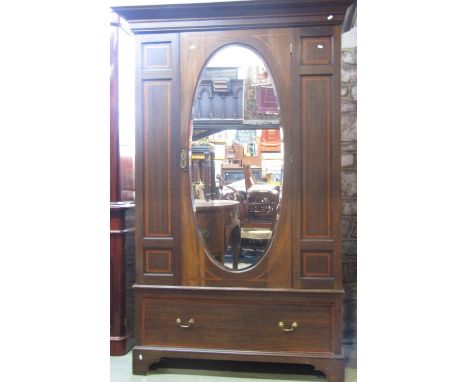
[180,149,188,169]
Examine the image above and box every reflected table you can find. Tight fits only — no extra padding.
[194,200,241,270]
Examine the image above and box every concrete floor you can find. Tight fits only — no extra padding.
[111,344,357,382]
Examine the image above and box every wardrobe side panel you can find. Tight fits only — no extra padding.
[292,26,342,289]
[135,33,181,286]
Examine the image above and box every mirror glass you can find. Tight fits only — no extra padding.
[190,45,284,271]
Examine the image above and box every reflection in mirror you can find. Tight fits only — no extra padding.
[190,45,284,271]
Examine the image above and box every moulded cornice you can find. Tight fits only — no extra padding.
[112,0,355,33]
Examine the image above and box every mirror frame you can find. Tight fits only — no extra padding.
[189,43,285,273]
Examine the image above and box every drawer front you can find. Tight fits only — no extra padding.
[140,296,335,353]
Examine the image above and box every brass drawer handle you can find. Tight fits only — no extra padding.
[278,321,298,332]
[176,318,194,328]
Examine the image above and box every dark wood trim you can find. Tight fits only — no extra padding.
[291,27,302,289]
[330,24,343,290]
[122,14,343,34]
[171,33,182,286]
[299,65,335,75]
[300,239,335,250]
[132,346,344,377]
[113,0,352,34]
[132,284,344,295]
[141,237,174,248]
[110,204,135,356]
[134,33,145,286]
[113,0,352,19]
[111,335,136,356]
[142,273,175,278]
[133,345,344,362]
[124,15,346,35]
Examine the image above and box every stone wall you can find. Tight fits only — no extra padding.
[341,27,357,342]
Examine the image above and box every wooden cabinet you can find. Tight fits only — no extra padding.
[194,200,241,269]
[110,12,135,355]
[113,1,352,380]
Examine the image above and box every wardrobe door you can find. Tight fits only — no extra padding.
[292,26,343,290]
[134,33,181,285]
[179,29,293,288]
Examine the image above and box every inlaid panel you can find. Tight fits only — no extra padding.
[301,37,332,65]
[140,295,334,353]
[302,251,332,277]
[142,43,171,69]
[301,76,332,239]
[145,250,172,274]
[143,80,172,237]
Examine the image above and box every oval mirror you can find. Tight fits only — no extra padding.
[190,45,283,271]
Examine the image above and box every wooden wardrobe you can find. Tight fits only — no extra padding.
[113,1,353,381]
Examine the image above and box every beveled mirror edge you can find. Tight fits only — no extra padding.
[188,43,285,273]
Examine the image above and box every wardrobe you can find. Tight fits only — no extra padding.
[112,1,353,381]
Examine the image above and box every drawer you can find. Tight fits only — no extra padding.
[140,293,336,353]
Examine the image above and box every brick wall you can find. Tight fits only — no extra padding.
[341,27,357,342]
